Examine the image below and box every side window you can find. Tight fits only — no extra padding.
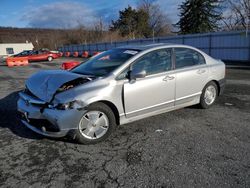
[6,48,14,55]
[31,51,38,55]
[38,51,47,54]
[132,48,172,76]
[175,48,206,69]
[21,51,29,56]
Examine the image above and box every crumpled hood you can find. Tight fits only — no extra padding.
[26,70,90,102]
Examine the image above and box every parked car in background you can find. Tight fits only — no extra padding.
[18,44,225,144]
[13,49,60,62]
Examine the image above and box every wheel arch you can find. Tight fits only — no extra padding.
[88,100,120,125]
[206,80,221,96]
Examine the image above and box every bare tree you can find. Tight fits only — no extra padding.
[93,18,104,42]
[137,0,173,37]
[222,0,250,31]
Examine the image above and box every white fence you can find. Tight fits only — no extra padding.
[59,30,250,61]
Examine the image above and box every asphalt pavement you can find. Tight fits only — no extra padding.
[0,58,249,188]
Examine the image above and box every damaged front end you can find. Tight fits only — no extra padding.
[17,70,93,137]
[57,77,93,93]
[25,70,94,102]
[48,77,94,110]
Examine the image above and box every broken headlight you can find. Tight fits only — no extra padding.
[55,100,85,110]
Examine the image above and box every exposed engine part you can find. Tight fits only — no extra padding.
[57,77,93,92]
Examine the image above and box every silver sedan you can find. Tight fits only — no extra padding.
[17,44,225,144]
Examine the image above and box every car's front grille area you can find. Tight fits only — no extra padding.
[24,87,38,99]
[28,119,60,132]
[22,88,47,108]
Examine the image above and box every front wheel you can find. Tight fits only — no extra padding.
[74,103,116,144]
[199,81,218,109]
[48,56,53,61]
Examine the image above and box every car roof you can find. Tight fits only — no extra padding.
[117,43,192,51]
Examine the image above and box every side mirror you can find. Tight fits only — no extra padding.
[130,69,146,80]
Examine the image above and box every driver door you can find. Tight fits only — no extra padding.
[123,48,175,118]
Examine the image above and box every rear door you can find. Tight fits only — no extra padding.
[123,48,176,118]
[174,48,208,105]
[29,51,47,61]
[38,51,50,60]
[28,51,39,61]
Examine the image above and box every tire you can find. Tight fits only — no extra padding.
[48,56,53,61]
[74,102,116,144]
[199,81,218,109]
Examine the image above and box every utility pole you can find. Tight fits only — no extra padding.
[35,36,39,49]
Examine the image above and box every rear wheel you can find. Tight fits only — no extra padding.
[74,103,116,144]
[199,81,218,109]
[48,56,53,61]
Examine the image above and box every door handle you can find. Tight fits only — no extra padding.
[197,69,206,74]
[163,75,175,81]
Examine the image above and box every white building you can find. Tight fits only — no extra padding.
[0,43,34,58]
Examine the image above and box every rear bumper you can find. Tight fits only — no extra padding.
[218,78,226,95]
[17,92,86,138]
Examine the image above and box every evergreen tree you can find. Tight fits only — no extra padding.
[110,6,151,38]
[176,0,222,34]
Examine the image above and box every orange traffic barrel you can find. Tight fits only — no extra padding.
[64,52,70,57]
[82,51,89,58]
[6,57,29,67]
[73,51,79,57]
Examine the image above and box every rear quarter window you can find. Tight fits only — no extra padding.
[175,48,206,69]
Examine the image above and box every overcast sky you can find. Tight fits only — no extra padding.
[0,0,183,28]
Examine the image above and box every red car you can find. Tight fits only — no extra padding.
[13,50,60,62]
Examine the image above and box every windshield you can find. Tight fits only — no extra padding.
[71,48,140,77]
[14,50,32,57]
